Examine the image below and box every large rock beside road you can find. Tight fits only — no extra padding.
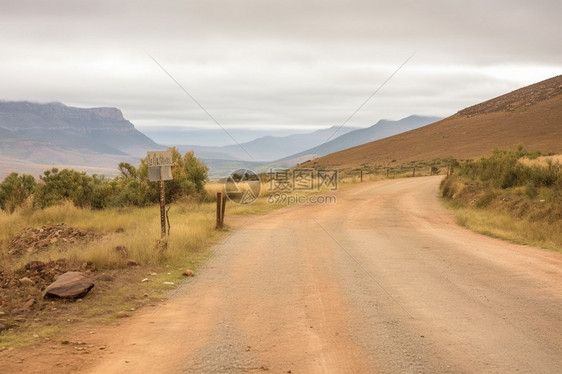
[44,271,94,299]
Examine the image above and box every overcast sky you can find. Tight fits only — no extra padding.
[1,0,560,145]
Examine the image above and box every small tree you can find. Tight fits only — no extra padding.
[141,148,209,203]
[0,172,37,213]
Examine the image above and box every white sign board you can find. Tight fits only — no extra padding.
[147,150,173,167]
[148,166,173,181]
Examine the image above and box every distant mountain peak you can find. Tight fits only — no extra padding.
[89,107,125,121]
[0,101,130,130]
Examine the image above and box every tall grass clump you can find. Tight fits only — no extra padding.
[440,146,562,251]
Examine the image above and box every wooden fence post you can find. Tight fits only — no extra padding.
[221,194,227,227]
[216,192,222,229]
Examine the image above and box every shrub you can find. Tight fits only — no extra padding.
[0,173,37,213]
[1,149,209,212]
[35,168,94,209]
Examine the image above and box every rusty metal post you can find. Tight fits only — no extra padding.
[159,180,166,238]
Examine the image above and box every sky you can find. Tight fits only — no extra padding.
[1,0,560,146]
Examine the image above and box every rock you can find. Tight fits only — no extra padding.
[44,272,94,299]
[25,261,46,271]
[19,277,35,287]
[115,311,130,318]
[182,269,194,277]
[9,224,100,257]
[126,259,139,267]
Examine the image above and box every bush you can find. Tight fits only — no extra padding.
[35,168,95,209]
[0,173,37,213]
[455,146,560,190]
[0,149,209,213]
[441,146,562,222]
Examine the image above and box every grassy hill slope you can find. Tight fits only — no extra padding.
[305,75,562,169]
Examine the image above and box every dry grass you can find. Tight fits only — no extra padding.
[204,182,225,201]
[452,206,562,252]
[440,149,562,253]
[519,155,562,167]
[1,193,278,271]
[0,188,285,349]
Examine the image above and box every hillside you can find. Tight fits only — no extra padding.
[0,101,164,177]
[305,75,562,169]
[270,115,441,168]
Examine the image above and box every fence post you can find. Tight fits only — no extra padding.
[216,192,222,229]
[360,170,363,182]
[413,167,416,177]
[221,194,227,227]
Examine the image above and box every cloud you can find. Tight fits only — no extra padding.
[0,0,560,144]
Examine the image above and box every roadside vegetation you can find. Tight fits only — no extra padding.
[0,151,280,349]
[0,148,208,213]
[440,146,562,252]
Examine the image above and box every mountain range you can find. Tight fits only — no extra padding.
[174,126,360,161]
[0,101,164,177]
[268,115,442,168]
[173,115,441,177]
[2,75,559,180]
[0,100,440,179]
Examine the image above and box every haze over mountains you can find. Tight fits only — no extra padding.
[0,100,440,179]
[174,126,360,161]
[175,115,441,175]
[270,115,442,168]
[306,75,562,169]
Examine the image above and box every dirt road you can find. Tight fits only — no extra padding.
[5,176,562,373]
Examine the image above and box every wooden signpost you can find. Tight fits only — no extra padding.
[147,149,173,238]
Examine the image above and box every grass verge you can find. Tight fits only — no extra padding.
[0,185,281,349]
[440,147,562,253]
